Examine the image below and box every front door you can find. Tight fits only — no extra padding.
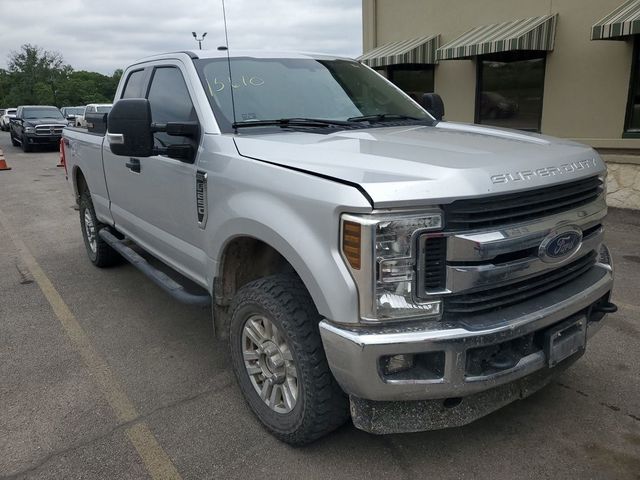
[103,63,207,285]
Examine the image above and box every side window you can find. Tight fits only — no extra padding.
[146,67,198,148]
[121,69,146,99]
[625,37,640,135]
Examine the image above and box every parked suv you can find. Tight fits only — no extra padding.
[1,108,17,131]
[10,105,68,152]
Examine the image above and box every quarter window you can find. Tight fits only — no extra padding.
[146,67,198,148]
[476,52,546,132]
[121,69,146,99]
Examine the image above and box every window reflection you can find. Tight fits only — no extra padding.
[626,38,640,133]
[388,65,435,104]
[477,53,546,132]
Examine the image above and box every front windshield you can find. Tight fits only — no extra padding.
[7,109,16,115]
[66,107,85,115]
[24,108,64,119]
[194,57,433,132]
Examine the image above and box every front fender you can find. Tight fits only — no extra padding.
[208,192,359,323]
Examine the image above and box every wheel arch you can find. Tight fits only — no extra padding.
[212,232,327,339]
[73,165,88,200]
[210,217,358,339]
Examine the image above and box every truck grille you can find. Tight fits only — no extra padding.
[443,176,603,230]
[35,125,64,136]
[420,237,447,291]
[443,251,597,314]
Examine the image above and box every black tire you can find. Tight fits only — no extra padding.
[229,273,349,445]
[21,135,32,152]
[79,190,121,267]
[10,133,19,146]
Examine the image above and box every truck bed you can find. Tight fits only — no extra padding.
[63,127,113,226]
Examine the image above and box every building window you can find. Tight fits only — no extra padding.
[387,65,435,104]
[476,52,546,132]
[625,37,640,136]
[373,67,388,78]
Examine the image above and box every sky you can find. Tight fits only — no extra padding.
[0,0,363,74]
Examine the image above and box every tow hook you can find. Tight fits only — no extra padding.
[593,302,618,314]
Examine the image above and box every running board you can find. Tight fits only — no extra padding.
[99,229,211,306]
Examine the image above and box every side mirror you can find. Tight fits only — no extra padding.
[86,112,108,134]
[422,93,445,122]
[107,98,154,157]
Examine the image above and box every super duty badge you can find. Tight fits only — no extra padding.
[491,158,598,184]
[196,171,208,228]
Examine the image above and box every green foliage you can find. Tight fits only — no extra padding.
[0,44,121,108]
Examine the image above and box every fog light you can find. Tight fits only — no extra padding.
[382,354,414,375]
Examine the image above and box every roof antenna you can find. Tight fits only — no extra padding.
[219,0,238,133]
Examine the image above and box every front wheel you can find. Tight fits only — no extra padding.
[21,135,32,152]
[10,132,19,146]
[229,273,349,445]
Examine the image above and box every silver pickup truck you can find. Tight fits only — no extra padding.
[62,50,616,445]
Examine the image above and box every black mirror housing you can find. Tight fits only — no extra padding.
[86,112,108,135]
[422,93,445,122]
[107,99,154,157]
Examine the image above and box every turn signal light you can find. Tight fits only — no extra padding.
[342,221,361,270]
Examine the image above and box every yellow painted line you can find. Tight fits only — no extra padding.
[0,207,182,480]
[127,423,183,479]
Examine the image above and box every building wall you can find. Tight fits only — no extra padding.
[362,0,640,149]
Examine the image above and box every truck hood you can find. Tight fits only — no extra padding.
[24,118,68,126]
[234,122,605,208]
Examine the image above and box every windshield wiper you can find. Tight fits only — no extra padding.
[347,113,426,123]
[232,118,353,129]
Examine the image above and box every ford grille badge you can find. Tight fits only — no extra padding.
[539,227,583,263]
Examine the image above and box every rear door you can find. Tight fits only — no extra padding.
[102,61,208,285]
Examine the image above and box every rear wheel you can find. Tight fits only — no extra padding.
[229,273,349,445]
[79,190,120,267]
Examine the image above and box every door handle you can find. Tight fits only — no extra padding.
[125,158,141,173]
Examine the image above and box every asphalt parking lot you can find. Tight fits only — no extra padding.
[0,131,639,480]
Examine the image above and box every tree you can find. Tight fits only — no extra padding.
[0,44,121,108]
[6,44,68,105]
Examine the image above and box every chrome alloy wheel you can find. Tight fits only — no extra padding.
[83,208,97,253]
[242,314,298,413]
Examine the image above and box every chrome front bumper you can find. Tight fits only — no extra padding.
[319,262,613,402]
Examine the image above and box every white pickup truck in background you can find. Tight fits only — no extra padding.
[75,103,112,128]
[61,50,616,445]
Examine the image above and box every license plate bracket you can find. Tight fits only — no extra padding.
[544,316,587,368]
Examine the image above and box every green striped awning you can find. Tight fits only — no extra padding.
[358,35,440,67]
[437,15,557,60]
[591,0,640,40]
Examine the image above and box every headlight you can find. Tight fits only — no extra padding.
[341,211,443,322]
[24,126,36,133]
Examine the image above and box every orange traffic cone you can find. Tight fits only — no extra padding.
[0,149,11,171]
